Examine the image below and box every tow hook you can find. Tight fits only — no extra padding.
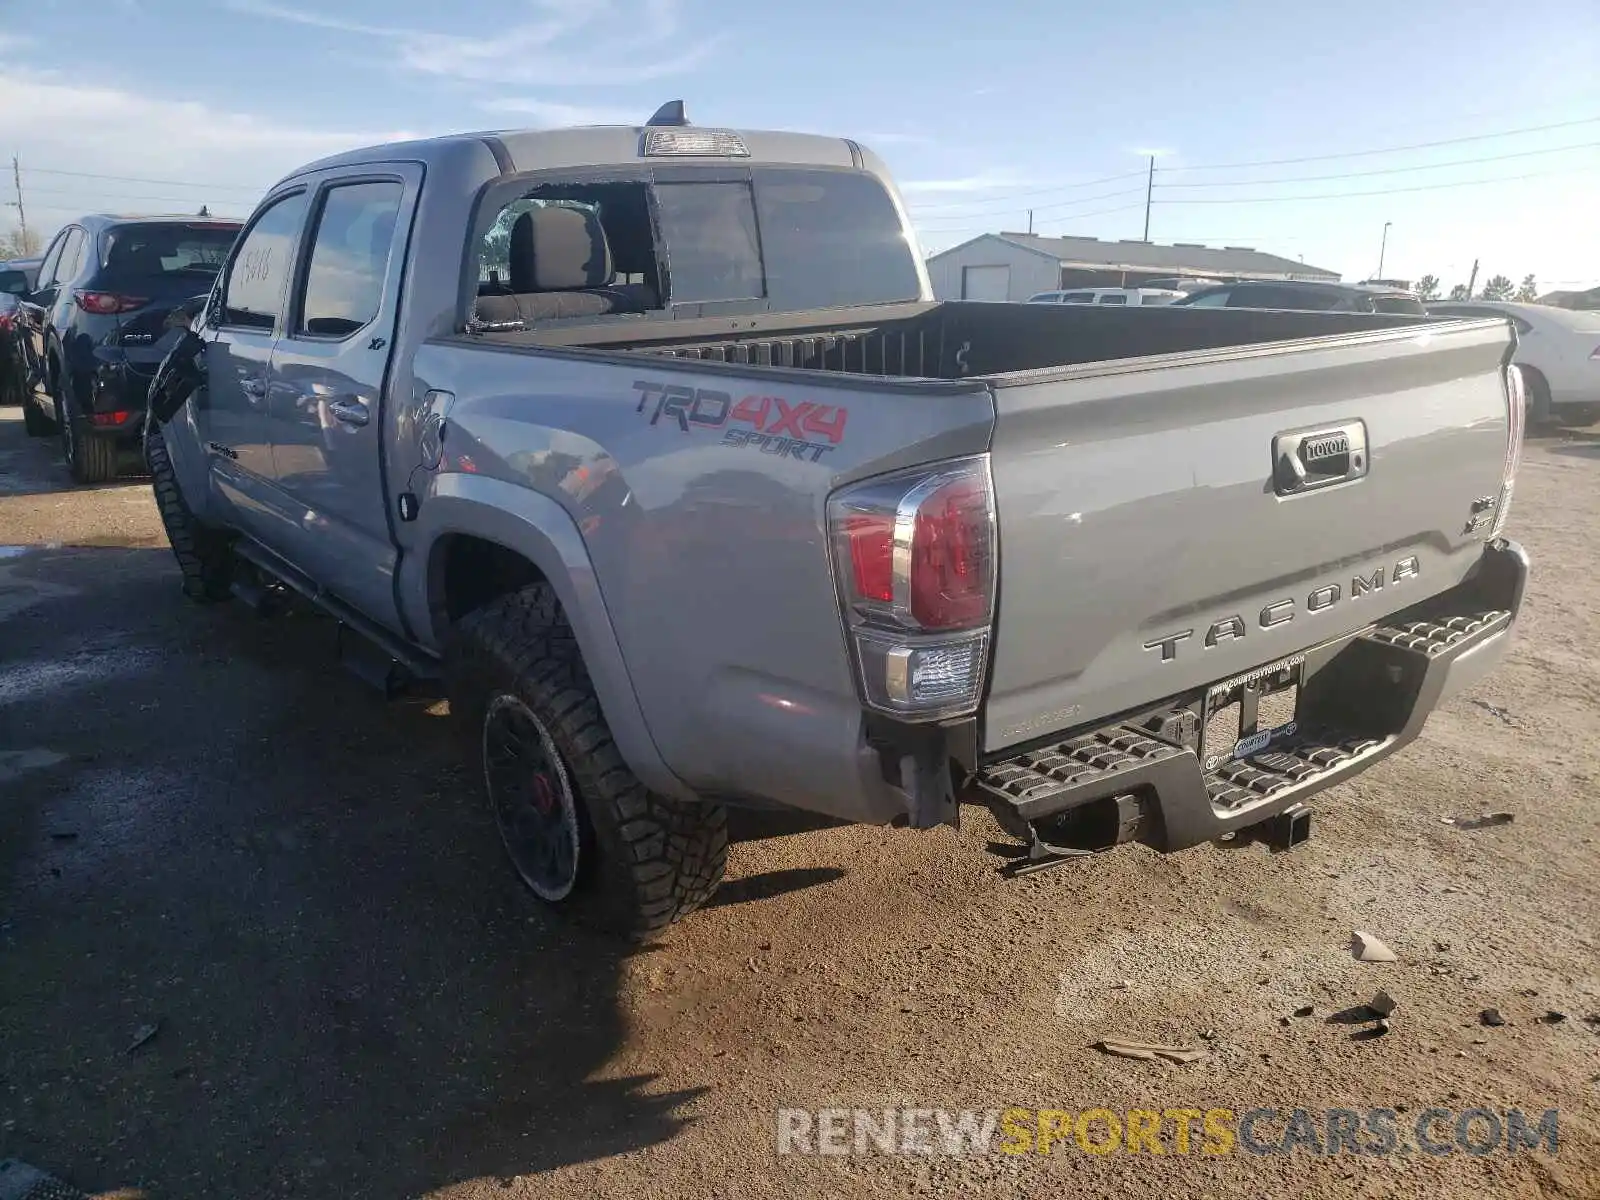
[1255,803,1313,853]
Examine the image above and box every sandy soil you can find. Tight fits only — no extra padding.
[1,409,1596,1199]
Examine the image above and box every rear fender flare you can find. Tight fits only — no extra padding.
[406,474,696,802]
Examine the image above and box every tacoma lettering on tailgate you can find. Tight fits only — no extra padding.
[1142,555,1420,663]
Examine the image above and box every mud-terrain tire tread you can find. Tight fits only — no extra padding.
[146,423,233,601]
[447,583,727,938]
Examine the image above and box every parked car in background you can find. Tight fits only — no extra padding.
[1428,300,1600,427]
[1027,287,1184,306]
[1,265,31,406]
[1175,279,1426,316]
[1,256,44,291]
[1140,276,1225,295]
[18,214,242,481]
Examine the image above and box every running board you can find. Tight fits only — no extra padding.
[230,539,440,690]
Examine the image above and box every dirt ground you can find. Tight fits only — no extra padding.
[1,407,1597,1200]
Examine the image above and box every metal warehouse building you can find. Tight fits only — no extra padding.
[926,232,1340,301]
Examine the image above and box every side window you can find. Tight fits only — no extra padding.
[222,192,309,331]
[296,180,404,338]
[57,229,88,283]
[1060,292,1095,304]
[1184,289,1231,307]
[1097,293,1128,305]
[35,235,67,288]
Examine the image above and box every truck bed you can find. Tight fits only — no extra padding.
[498,299,1430,381]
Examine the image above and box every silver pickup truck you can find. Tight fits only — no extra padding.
[146,103,1530,936]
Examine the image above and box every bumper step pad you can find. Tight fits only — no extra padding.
[979,730,1186,809]
[974,602,1515,845]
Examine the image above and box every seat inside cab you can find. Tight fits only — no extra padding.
[474,188,661,327]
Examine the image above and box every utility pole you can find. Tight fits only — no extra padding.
[1466,258,1480,298]
[1142,154,1155,241]
[8,155,27,252]
[1027,209,1033,235]
[1376,221,1391,279]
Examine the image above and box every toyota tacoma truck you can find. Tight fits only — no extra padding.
[144,102,1530,936]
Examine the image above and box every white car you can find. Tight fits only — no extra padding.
[1026,287,1184,307]
[1427,300,1600,426]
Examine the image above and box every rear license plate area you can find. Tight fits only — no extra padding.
[1200,654,1304,772]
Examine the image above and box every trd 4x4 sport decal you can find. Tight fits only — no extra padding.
[632,380,849,463]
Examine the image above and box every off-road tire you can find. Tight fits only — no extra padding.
[146,423,234,601]
[22,394,56,436]
[446,583,728,938]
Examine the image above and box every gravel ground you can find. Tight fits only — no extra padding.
[1,407,1597,1200]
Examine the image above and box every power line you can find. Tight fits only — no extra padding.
[19,183,252,206]
[1154,140,1600,189]
[1161,114,1600,173]
[1153,163,1599,205]
[20,165,267,192]
[914,201,1145,232]
[913,188,1147,229]
[904,169,1146,212]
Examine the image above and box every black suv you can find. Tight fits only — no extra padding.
[1173,279,1425,316]
[19,215,241,482]
[1,264,32,406]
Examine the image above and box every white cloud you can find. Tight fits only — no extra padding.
[0,70,426,236]
[225,0,718,86]
[480,98,643,128]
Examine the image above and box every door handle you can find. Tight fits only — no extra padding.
[241,377,267,398]
[327,396,370,427]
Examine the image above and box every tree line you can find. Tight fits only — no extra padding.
[1410,272,1540,303]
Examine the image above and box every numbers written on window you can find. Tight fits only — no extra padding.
[222,192,309,331]
[297,181,404,338]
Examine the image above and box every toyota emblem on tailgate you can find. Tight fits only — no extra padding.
[1273,420,1368,496]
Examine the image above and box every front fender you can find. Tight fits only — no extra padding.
[401,472,696,803]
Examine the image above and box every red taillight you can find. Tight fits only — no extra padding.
[0,313,12,331]
[843,512,894,603]
[73,291,147,315]
[91,410,133,427]
[909,475,992,630]
[828,458,996,720]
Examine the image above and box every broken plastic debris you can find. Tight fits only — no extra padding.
[1449,812,1515,830]
[1540,1011,1567,1025]
[1469,699,1517,726]
[1368,990,1398,1018]
[1293,1005,1314,1018]
[126,1020,161,1053]
[1480,1009,1507,1027]
[1351,931,1398,962]
[1094,1038,1204,1064]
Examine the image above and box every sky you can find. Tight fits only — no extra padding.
[1,0,1597,292]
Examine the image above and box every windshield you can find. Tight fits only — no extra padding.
[100,223,239,279]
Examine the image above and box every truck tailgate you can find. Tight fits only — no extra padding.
[983,319,1514,754]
